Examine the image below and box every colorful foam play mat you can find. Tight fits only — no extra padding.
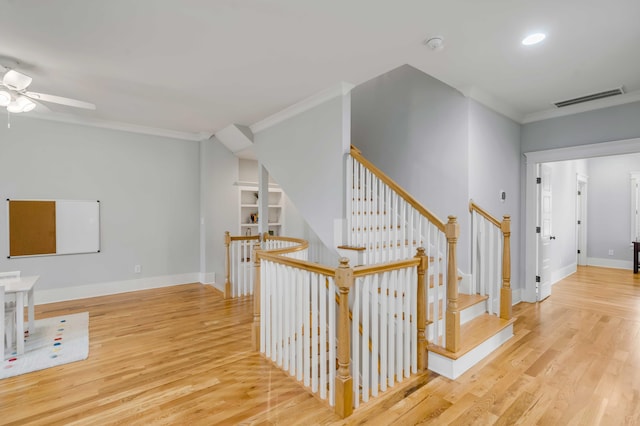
[2,312,89,379]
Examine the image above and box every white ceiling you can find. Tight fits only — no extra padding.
[1,0,639,141]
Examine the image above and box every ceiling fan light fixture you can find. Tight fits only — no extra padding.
[7,96,36,113]
[0,90,10,107]
[21,97,36,112]
[3,70,33,91]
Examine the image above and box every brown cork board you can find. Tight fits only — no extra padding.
[9,200,57,257]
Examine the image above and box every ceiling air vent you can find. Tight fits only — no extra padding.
[554,87,624,108]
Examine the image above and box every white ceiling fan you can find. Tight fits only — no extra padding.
[0,65,95,113]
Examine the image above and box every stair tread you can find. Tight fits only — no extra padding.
[427,314,516,360]
[428,293,488,320]
[458,293,488,311]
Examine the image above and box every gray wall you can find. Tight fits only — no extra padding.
[351,65,471,269]
[254,95,349,251]
[522,101,640,152]
[200,137,238,286]
[468,100,522,288]
[0,116,200,291]
[586,154,640,264]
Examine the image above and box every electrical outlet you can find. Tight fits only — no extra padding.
[134,264,141,273]
[608,249,614,256]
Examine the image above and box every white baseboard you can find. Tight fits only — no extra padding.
[211,282,224,293]
[587,257,633,270]
[199,272,216,285]
[551,264,577,285]
[35,272,201,305]
[512,288,523,305]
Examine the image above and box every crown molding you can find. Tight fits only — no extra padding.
[523,137,640,163]
[18,111,213,141]
[250,82,355,134]
[522,89,640,124]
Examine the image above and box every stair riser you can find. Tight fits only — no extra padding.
[428,324,514,379]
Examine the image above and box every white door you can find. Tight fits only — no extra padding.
[538,164,553,301]
[576,177,588,266]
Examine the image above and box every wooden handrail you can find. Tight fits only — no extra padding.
[257,250,335,276]
[468,199,501,228]
[229,234,261,242]
[353,258,420,277]
[263,234,306,244]
[351,145,446,232]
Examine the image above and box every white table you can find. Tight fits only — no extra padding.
[2,275,38,355]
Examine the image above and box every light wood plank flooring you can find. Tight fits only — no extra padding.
[1,265,640,425]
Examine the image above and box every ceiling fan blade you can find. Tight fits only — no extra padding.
[25,91,96,110]
[3,70,33,91]
[31,99,51,113]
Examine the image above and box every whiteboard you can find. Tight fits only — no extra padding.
[7,199,100,257]
[55,200,100,254]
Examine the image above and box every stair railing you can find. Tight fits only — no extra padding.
[254,240,429,418]
[224,231,261,299]
[469,200,512,320]
[348,146,461,352]
[224,232,310,299]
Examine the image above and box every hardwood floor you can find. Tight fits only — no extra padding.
[2,266,640,425]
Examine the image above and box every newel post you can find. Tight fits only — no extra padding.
[445,216,461,353]
[500,215,512,320]
[415,247,429,371]
[252,241,262,352]
[335,258,354,418]
[224,231,231,299]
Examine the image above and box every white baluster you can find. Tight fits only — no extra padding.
[371,273,379,397]
[387,270,395,387]
[410,266,418,374]
[380,270,388,392]
[303,269,311,387]
[353,274,361,408]
[296,269,304,380]
[488,223,495,315]
[260,259,266,353]
[395,269,402,382]
[362,275,370,402]
[311,272,319,393]
[328,276,337,406]
[319,271,327,400]
[472,212,478,294]
[283,266,291,371]
[403,267,410,378]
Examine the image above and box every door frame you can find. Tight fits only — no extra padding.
[523,137,640,303]
[576,174,588,266]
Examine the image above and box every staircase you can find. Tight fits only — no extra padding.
[345,145,515,380]
[224,145,515,418]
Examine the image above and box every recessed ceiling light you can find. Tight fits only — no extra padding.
[522,33,546,46]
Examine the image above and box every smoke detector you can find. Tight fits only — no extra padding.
[425,36,444,51]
